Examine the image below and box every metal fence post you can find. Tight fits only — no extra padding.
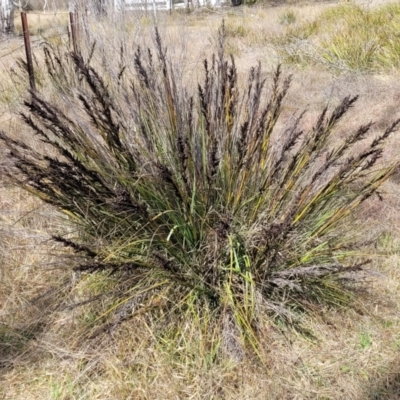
[69,1,79,54]
[21,12,36,92]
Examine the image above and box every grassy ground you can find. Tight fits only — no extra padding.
[2,2,400,399]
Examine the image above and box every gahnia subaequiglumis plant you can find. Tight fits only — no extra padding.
[0,24,398,356]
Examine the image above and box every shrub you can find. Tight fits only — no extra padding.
[1,23,398,356]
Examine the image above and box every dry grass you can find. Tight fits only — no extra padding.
[2,2,400,399]
[273,2,400,72]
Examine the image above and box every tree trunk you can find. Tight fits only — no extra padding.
[0,0,14,35]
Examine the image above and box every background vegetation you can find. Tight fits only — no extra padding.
[275,2,400,72]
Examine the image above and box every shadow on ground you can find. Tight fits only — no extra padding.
[0,278,72,380]
[0,322,43,370]
[366,357,400,400]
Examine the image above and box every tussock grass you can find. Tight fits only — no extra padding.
[2,5,400,399]
[1,18,399,360]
